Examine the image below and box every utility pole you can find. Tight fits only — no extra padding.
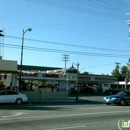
[73,62,80,103]
[0,30,4,58]
[115,62,120,88]
[126,11,130,89]
[62,54,69,73]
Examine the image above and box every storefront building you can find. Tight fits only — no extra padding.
[0,57,115,100]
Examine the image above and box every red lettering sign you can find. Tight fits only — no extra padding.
[44,74,59,78]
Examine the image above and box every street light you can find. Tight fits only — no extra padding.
[72,62,80,102]
[19,28,32,92]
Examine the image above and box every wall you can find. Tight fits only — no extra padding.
[1,74,12,87]
[59,81,67,91]
[0,59,17,71]
[22,91,68,102]
[0,59,17,88]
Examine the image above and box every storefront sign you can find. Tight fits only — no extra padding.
[59,73,77,79]
[44,74,59,78]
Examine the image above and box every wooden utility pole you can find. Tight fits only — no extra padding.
[62,54,69,73]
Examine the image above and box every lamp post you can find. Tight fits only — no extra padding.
[19,28,32,92]
[72,62,80,102]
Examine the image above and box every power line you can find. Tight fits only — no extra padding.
[1,43,130,58]
[26,0,129,20]
[5,21,129,41]
[87,61,127,68]
[4,35,130,53]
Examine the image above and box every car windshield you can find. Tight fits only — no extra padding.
[116,91,127,96]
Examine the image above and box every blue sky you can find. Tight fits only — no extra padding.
[0,0,130,75]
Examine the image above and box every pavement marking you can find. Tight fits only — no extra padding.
[46,125,86,130]
[0,110,130,121]
[1,112,28,118]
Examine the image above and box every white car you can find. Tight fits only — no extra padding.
[0,90,28,104]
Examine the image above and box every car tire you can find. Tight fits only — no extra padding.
[106,103,111,105]
[119,99,126,106]
[16,98,23,105]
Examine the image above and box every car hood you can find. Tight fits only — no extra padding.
[106,95,123,98]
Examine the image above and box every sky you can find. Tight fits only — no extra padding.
[0,0,130,75]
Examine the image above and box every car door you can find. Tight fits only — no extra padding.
[6,91,19,103]
[126,92,130,103]
[0,91,7,103]
[123,92,130,103]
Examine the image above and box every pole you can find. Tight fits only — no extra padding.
[19,28,32,92]
[62,54,69,73]
[115,62,120,88]
[76,62,79,103]
[125,77,127,90]
[19,29,24,92]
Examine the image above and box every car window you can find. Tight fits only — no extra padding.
[7,91,18,95]
[126,92,130,96]
[117,91,127,96]
[0,91,18,95]
[0,91,9,95]
[0,91,6,95]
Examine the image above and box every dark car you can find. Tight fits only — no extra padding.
[103,90,130,105]
[79,87,95,94]
[105,88,123,94]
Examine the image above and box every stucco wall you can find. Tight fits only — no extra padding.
[22,91,68,102]
[0,59,17,71]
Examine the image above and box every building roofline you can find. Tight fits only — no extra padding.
[17,64,63,71]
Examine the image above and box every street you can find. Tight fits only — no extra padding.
[0,96,130,130]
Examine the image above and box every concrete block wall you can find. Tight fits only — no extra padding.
[22,91,68,102]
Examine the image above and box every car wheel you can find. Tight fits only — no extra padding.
[119,99,126,106]
[16,98,23,105]
[106,103,111,105]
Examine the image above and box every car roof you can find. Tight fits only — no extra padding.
[120,90,130,93]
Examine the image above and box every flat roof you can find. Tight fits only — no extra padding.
[17,65,63,71]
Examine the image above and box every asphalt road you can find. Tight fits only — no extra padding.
[0,100,130,130]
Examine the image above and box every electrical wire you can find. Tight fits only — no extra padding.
[4,35,130,53]
[1,43,130,58]
[26,0,130,20]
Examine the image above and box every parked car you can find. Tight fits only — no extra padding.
[79,87,95,94]
[0,90,28,104]
[103,90,130,105]
[105,88,123,94]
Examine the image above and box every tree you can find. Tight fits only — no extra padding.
[120,66,129,80]
[112,65,129,81]
[82,71,89,75]
[111,67,121,81]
